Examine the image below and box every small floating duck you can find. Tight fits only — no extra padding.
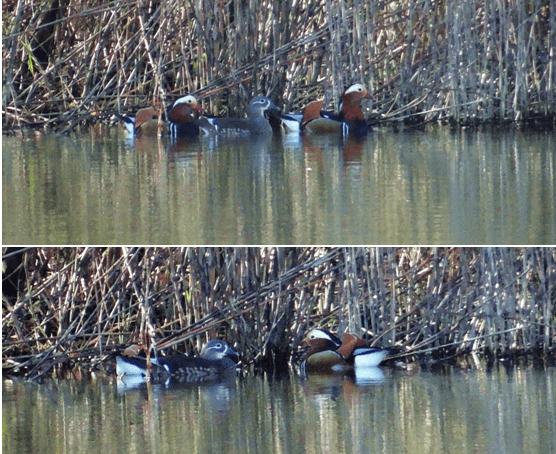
[301,328,387,374]
[116,106,163,137]
[275,99,325,133]
[206,96,280,135]
[276,84,372,138]
[116,339,240,383]
[168,94,215,138]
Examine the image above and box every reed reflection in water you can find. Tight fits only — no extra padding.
[3,365,555,454]
[2,128,555,243]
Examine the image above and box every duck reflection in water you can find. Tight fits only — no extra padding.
[302,367,386,400]
[300,133,369,166]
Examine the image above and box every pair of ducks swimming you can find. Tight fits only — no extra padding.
[116,328,387,383]
[117,83,372,140]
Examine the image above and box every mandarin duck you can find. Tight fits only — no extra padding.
[116,339,240,383]
[301,328,387,375]
[167,94,218,138]
[205,96,280,135]
[276,84,372,138]
[116,106,164,137]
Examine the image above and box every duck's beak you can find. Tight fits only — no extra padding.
[225,344,240,361]
[265,101,281,116]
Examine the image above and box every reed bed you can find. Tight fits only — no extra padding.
[2,247,554,380]
[2,0,554,132]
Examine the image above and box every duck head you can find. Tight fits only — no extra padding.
[302,329,346,373]
[168,95,204,124]
[302,329,340,358]
[304,328,342,350]
[339,84,372,122]
[200,339,240,362]
[247,96,281,120]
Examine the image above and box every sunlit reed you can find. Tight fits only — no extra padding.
[2,247,554,379]
[2,0,554,132]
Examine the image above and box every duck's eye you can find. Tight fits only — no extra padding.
[215,342,222,348]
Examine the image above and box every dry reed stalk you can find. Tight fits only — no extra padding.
[2,247,555,379]
[2,0,554,132]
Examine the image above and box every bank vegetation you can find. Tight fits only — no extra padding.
[2,247,554,380]
[2,0,555,132]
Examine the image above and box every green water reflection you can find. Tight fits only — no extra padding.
[2,128,555,244]
[2,365,555,454]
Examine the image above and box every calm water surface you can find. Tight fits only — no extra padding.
[2,127,555,244]
[2,365,554,454]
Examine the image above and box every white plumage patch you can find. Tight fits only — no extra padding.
[116,356,146,376]
[353,349,387,368]
[345,83,365,94]
[173,95,197,107]
[306,329,334,341]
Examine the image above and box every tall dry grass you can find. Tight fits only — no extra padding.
[2,247,555,380]
[2,0,554,132]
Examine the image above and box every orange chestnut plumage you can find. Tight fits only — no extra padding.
[168,95,204,124]
[302,329,345,373]
[167,94,216,138]
[116,105,163,137]
[275,83,372,137]
[339,84,372,122]
[301,328,387,375]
